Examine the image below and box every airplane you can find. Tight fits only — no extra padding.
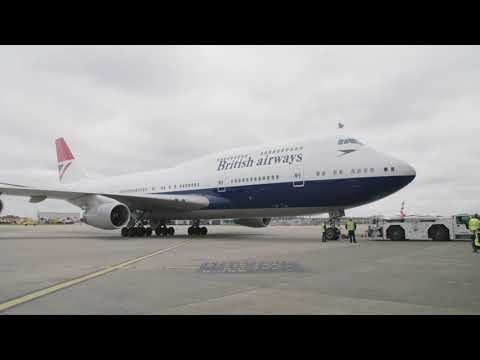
[0,135,416,239]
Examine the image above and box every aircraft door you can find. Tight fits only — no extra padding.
[292,166,304,187]
[217,177,228,193]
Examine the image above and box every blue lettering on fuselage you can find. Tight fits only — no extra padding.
[217,153,303,172]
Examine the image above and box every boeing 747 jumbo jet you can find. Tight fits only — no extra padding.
[0,135,415,238]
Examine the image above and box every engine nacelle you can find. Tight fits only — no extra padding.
[234,217,271,228]
[0,198,3,215]
[83,202,130,230]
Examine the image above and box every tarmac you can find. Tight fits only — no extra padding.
[0,224,479,314]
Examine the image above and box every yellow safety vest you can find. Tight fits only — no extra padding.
[469,218,480,231]
[346,221,355,231]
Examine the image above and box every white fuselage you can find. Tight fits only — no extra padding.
[63,135,416,221]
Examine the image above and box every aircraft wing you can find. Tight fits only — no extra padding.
[0,183,210,212]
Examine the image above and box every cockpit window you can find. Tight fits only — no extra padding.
[338,138,363,145]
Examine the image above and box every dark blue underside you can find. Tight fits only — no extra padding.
[158,175,415,210]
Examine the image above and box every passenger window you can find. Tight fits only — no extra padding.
[370,168,374,172]
[391,167,395,172]
[364,168,367,173]
[333,170,337,175]
[322,171,326,176]
[339,170,343,175]
[276,175,279,179]
[384,167,388,172]
[351,169,355,174]
[316,171,320,176]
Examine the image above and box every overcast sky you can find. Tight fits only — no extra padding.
[1,45,479,218]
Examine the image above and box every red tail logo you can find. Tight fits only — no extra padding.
[55,138,75,163]
[56,138,75,181]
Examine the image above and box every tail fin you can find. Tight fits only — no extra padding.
[55,138,87,184]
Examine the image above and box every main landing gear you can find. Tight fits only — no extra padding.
[188,220,208,236]
[121,224,153,237]
[188,226,208,236]
[121,210,154,238]
[154,224,175,237]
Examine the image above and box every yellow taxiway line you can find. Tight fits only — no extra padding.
[0,239,191,313]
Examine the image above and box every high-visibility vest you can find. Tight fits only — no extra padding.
[475,234,480,247]
[322,224,327,230]
[469,218,480,231]
[346,221,355,231]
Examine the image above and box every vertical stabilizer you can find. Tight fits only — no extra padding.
[55,138,87,184]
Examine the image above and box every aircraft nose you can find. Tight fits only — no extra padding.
[404,163,417,180]
[408,164,416,178]
[403,162,416,179]
[396,160,416,186]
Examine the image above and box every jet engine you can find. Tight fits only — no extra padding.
[0,198,3,215]
[235,217,271,228]
[83,202,130,230]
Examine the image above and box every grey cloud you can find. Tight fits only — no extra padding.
[33,46,189,96]
[0,45,479,217]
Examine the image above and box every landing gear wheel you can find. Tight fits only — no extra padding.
[145,227,153,237]
[137,227,146,237]
[121,227,129,237]
[128,228,136,237]
[188,226,194,236]
[200,227,207,236]
[155,225,166,237]
[167,227,175,236]
[325,228,337,241]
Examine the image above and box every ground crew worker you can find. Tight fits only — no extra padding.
[322,222,327,242]
[345,218,357,243]
[468,214,480,253]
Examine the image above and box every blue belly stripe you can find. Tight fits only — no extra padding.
[154,175,414,210]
